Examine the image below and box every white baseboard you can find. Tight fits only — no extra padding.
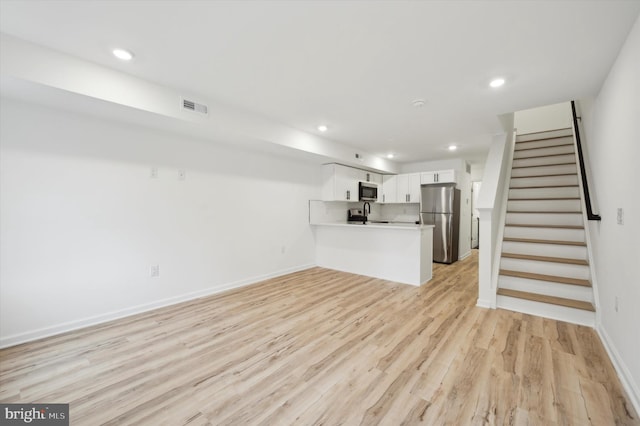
[458,250,471,261]
[596,324,640,417]
[0,263,315,349]
[476,298,492,309]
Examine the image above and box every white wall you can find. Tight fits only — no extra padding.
[457,166,472,259]
[1,34,398,174]
[400,158,465,174]
[579,15,640,411]
[514,101,573,134]
[476,129,515,308]
[0,98,320,346]
[469,162,486,182]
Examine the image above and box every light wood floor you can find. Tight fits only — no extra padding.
[1,251,637,425]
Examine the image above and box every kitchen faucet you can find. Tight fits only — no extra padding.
[363,202,371,224]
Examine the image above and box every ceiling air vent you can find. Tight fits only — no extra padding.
[181,98,208,115]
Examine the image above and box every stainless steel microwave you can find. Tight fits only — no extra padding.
[359,181,378,201]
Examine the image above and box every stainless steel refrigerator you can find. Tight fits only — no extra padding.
[420,184,460,264]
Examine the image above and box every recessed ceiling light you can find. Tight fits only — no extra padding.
[448,145,458,151]
[489,78,505,88]
[113,48,134,61]
[317,124,328,132]
[387,153,395,159]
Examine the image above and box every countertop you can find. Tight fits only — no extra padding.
[312,221,434,230]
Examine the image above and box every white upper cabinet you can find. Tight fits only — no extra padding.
[322,164,359,201]
[322,163,428,203]
[396,174,409,202]
[366,172,382,184]
[420,169,457,185]
[390,173,421,203]
[357,170,382,184]
[408,173,421,203]
[321,164,381,202]
[381,175,398,203]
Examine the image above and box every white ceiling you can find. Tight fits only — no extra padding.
[1,0,639,164]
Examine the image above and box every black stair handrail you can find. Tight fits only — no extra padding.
[571,100,601,221]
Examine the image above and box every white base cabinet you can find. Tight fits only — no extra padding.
[314,223,434,286]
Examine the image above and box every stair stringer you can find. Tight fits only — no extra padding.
[488,130,518,308]
[571,121,602,323]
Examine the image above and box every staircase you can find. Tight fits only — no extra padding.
[496,128,596,326]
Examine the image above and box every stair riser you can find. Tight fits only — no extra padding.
[500,258,590,280]
[496,296,595,326]
[502,241,587,259]
[508,187,580,199]
[511,164,577,177]
[516,134,573,146]
[505,212,583,227]
[516,130,573,143]
[498,275,593,301]
[504,227,585,242]
[507,199,581,212]
[510,175,578,188]
[514,144,574,159]
[513,154,576,168]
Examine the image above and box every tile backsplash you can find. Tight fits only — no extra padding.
[380,203,420,223]
[309,200,420,224]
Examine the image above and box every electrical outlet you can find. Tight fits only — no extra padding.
[150,265,160,277]
[150,167,158,179]
[281,245,286,254]
[178,169,186,181]
[616,208,624,225]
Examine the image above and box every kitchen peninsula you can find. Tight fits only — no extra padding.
[312,221,434,286]
[310,159,463,286]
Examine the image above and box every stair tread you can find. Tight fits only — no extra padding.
[508,198,580,201]
[515,143,574,152]
[514,153,576,160]
[511,173,578,178]
[502,252,588,265]
[505,223,583,229]
[503,237,586,246]
[509,185,579,189]
[512,162,575,169]
[497,288,595,311]
[506,211,583,215]
[499,269,591,287]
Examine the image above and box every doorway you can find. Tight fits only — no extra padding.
[471,181,481,249]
